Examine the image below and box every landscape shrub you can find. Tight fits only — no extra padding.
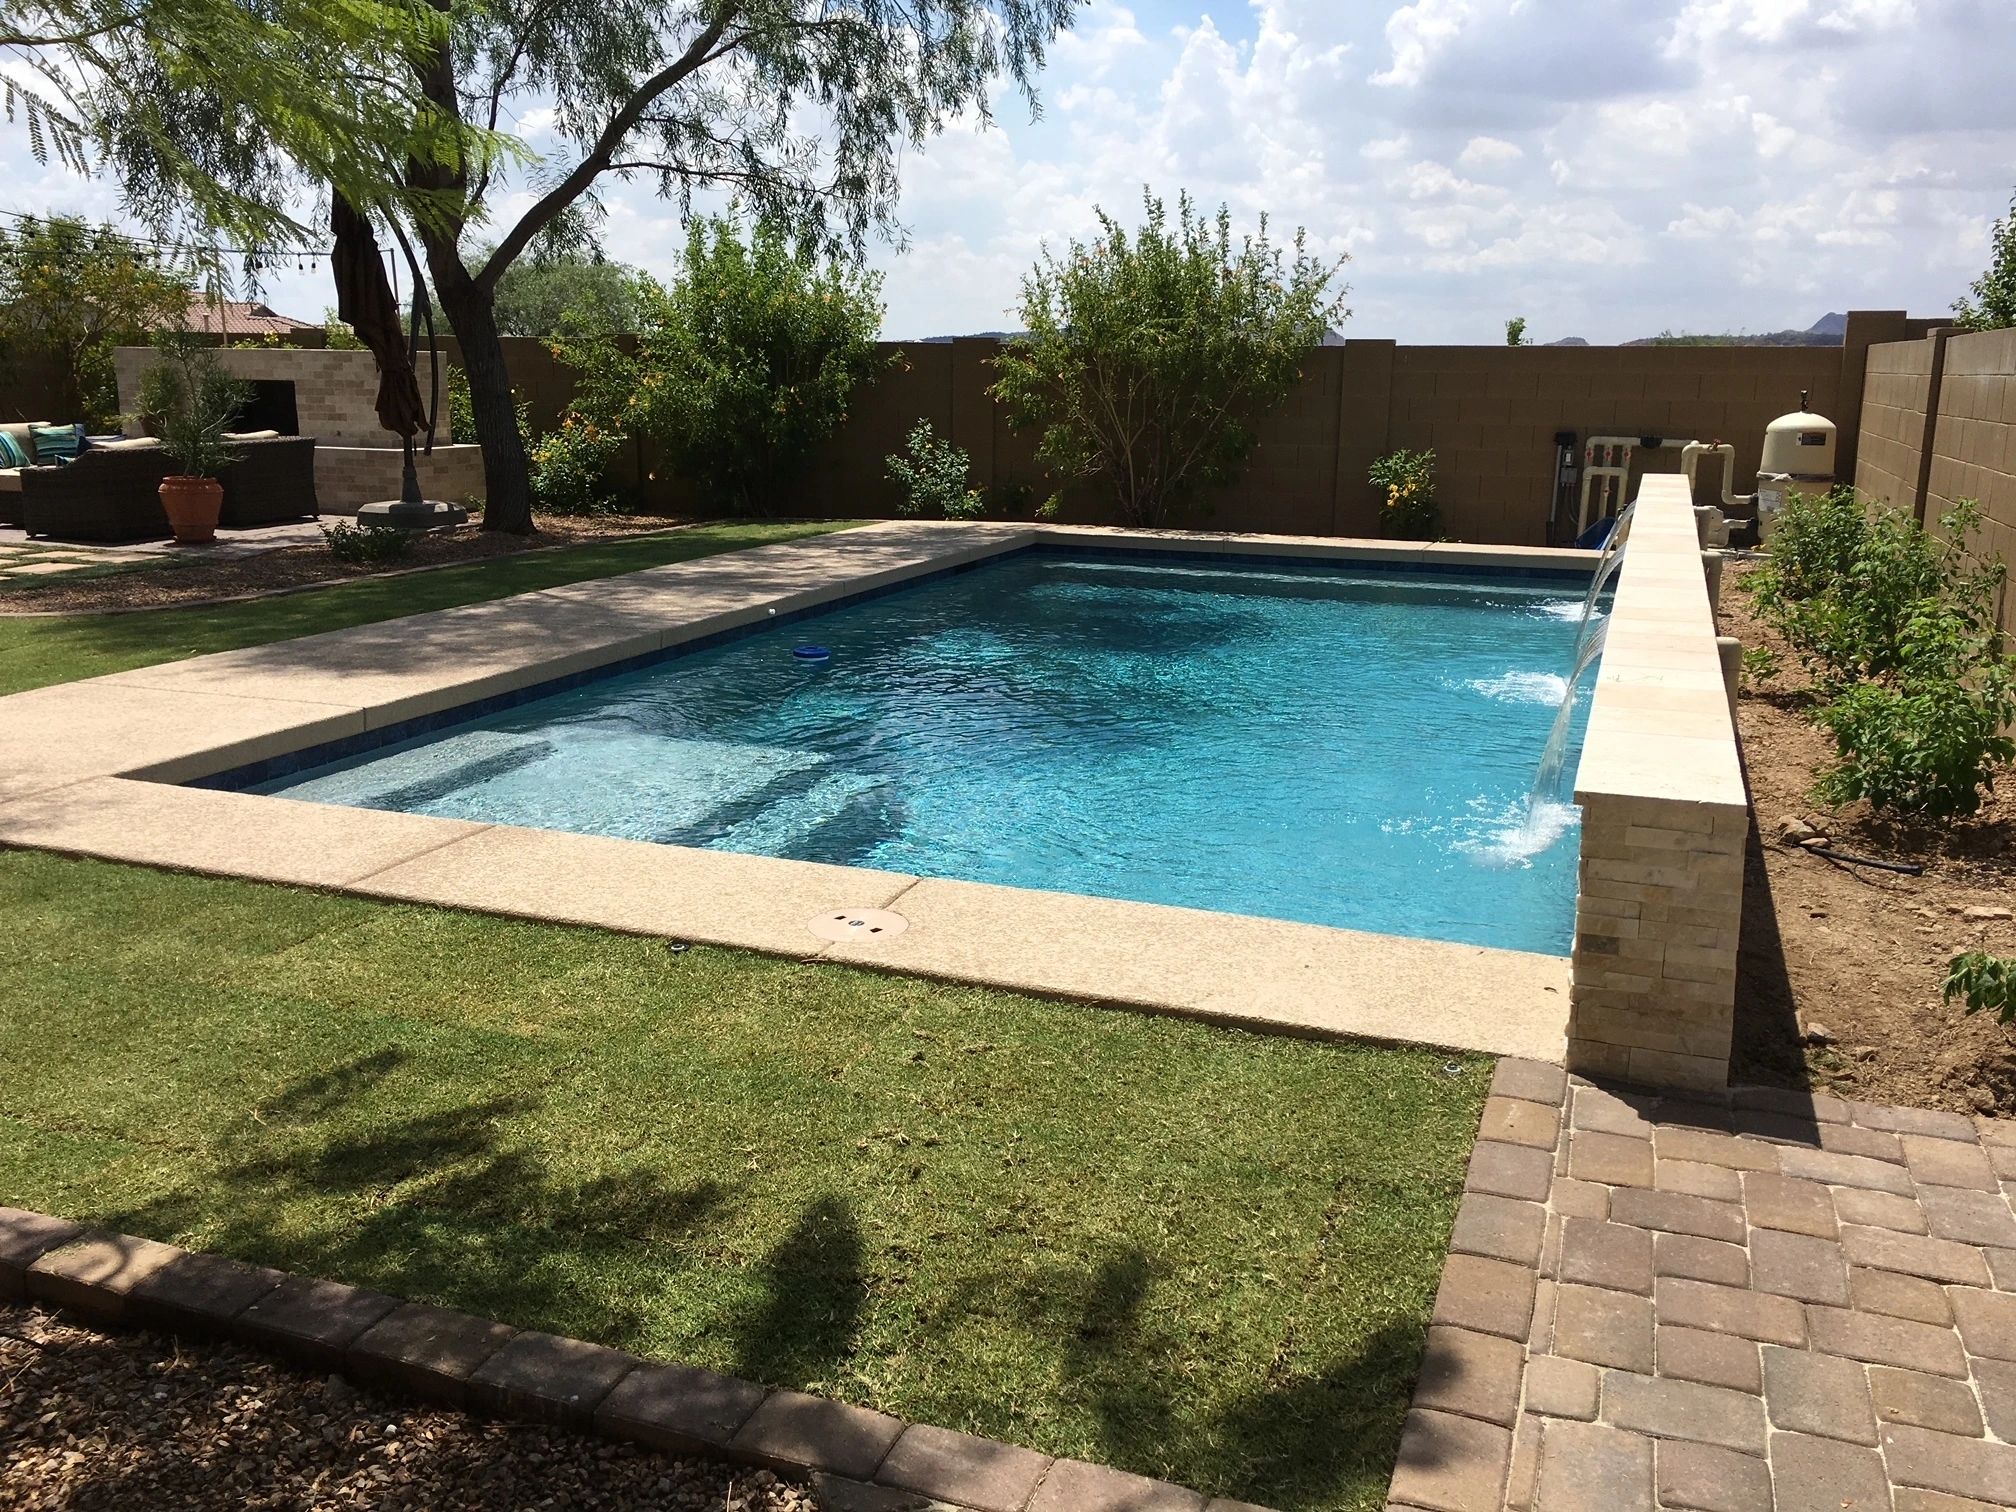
[1946,951,2016,1025]
[565,219,883,516]
[886,420,984,519]
[529,415,628,515]
[1752,489,2014,816]
[1369,448,1439,540]
[991,191,1347,527]
[321,520,414,564]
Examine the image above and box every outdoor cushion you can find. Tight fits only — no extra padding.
[0,431,27,467]
[30,423,84,463]
[0,422,44,464]
[221,428,281,440]
[0,468,21,494]
[92,437,161,451]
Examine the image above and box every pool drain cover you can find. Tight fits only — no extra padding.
[807,908,910,944]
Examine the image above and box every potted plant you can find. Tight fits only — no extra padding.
[135,334,249,544]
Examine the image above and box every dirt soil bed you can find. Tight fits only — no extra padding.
[0,1302,819,1511]
[1724,561,2016,1114]
[0,514,704,616]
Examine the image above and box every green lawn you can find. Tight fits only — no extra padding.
[0,851,1483,1511]
[0,520,859,696]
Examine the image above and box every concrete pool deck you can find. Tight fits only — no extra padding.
[0,519,1591,1063]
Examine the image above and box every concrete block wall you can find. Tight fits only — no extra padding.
[1855,324,2016,626]
[1854,336,1936,512]
[113,346,457,445]
[1567,475,1748,1095]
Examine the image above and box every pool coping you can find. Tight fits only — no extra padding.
[0,519,1586,1063]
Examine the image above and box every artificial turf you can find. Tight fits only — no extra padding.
[0,850,1484,1511]
[0,519,859,696]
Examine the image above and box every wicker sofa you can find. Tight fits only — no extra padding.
[16,435,320,542]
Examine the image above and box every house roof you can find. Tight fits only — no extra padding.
[171,296,319,336]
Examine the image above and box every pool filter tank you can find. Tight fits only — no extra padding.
[1755,391,1837,543]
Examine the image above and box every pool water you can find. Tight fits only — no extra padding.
[249,551,1601,954]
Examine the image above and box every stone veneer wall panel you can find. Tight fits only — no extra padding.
[1567,474,1748,1094]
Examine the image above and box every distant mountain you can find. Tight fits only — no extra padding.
[1623,313,1846,348]
[1546,336,1591,347]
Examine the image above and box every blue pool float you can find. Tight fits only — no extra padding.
[792,645,832,665]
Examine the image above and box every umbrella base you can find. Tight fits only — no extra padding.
[356,498,469,530]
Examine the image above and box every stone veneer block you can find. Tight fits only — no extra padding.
[348,1302,518,1406]
[1566,476,1747,1095]
[730,1388,906,1482]
[0,1207,84,1299]
[875,1423,1055,1512]
[466,1329,638,1425]
[235,1276,402,1370]
[26,1233,189,1323]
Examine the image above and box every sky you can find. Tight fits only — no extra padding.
[6,0,2015,344]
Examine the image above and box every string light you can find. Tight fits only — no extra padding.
[0,206,330,267]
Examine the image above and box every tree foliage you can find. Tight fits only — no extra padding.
[1504,316,1528,346]
[887,420,984,519]
[475,247,648,338]
[992,192,1348,527]
[0,215,194,426]
[1954,189,2016,332]
[556,217,883,515]
[2,1,481,247]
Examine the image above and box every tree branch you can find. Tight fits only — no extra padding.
[471,5,742,292]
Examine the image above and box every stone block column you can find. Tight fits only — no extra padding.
[1567,475,1748,1094]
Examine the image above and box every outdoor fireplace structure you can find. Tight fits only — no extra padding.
[113,346,486,513]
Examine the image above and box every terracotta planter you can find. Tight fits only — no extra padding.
[159,475,223,544]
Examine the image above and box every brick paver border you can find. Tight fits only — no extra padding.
[1390,1059,2016,1512]
[0,1209,1262,1512]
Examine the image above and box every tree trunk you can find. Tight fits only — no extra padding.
[428,245,533,533]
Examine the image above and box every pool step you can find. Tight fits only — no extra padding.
[273,730,557,812]
[708,770,893,859]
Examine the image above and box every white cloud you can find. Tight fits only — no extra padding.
[4,0,2011,344]
[1458,135,1522,169]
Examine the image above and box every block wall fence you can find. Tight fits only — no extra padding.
[441,309,1934,545]
[1855,325,2016,625]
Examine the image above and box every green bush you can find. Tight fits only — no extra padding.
[991,191,1347,527]
[1945,951,2016,1024]
[1813,660,2016,816]
[134,333,249,479]
[1754,495,2005,693]
[886,420,984,520]
[529,416,628,515]
[573,218,882,516]
[1754,491,2015,816]
[1369,448,1438,540]
[321,520,414,564]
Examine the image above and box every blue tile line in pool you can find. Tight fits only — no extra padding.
[191,541,1601,795]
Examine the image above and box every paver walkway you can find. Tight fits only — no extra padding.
[1392,1061,2016,1511]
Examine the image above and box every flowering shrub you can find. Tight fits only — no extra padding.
[886,420,984,519]
[529,415,628,515]
[1369,448,1438,539]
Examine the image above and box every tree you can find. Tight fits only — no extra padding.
[0,215,194,426]
[1505,315,1529,346]
[397,0,1076,534]
[559,217,883,515]
[991,191,1348,527]
[2,2,474,248]
[476,247,648,337]
[1954,189,2016,331]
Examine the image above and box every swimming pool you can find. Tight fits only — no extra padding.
[245,550,1599,954]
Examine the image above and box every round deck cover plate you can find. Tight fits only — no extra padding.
[806,908,910,943]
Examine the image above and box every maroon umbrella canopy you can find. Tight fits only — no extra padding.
[331,196,426,440]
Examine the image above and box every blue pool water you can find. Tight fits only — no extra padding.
[249,551,1601,954]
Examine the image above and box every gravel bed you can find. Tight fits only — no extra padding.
[0,1304,821,1510]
